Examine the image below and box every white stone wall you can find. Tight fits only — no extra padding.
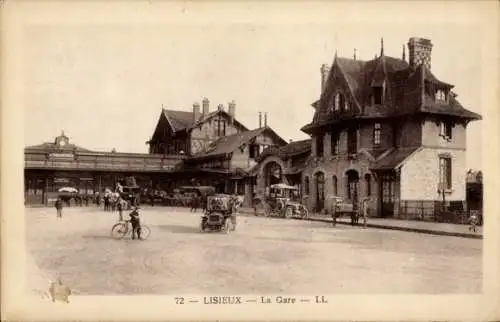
[400,148,466,201]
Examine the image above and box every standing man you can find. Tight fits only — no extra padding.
[360,197,369,229]
[55,197,63,219]
[116,197,125,221]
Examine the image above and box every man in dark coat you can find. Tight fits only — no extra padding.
[55,198,63,219]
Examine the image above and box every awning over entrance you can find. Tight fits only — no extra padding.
[370,147,419,171]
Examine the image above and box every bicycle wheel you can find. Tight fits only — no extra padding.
[139,225,151,240]
[111,222,128,239]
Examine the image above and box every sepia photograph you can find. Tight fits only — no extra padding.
[1,0,499,321]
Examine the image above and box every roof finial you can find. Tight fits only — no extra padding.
[334,49,338,60]
[353,48,357,60]
[402,44,406,61]
[380,37,384,56]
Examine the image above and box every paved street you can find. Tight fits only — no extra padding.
[26,206,482,295]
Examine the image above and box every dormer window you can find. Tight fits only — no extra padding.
[373,86,383,105]
[334,93,341,111]
[435,89,448,102]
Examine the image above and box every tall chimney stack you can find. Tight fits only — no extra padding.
[202,97,209,116]
[228,100,236,124]
[264,112,268,127]
[259,112,262,128]
[408,37,433,70]
[320,64,330,93]
[192,102,200,122]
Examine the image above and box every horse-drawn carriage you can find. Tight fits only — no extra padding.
[331,197,359,226]
[258,183,309,219]
[200,194,239,233]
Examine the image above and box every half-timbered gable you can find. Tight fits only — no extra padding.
[147,99,248,156]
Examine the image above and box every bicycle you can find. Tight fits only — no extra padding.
[110,220,151,240]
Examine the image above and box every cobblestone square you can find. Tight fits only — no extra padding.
[26,207,482,295]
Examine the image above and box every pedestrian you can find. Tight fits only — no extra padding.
[469,212,478,232]
[360,198,369,229]
[190,193,200,212]
[129,206,142,240]
[55,197,63,219]
[331,203,337,227]
[117,197,125,221]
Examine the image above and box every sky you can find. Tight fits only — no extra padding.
[21,2,488,170]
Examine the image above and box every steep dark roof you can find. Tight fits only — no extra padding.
[278,139,312,157]
[163,108,249,133]
[163,109,194,132]
[187,126,286,161]
[303,51,481,133]
[371,147,419,170]
[256,139,312,162]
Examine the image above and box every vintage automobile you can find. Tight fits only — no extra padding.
[200,194,238,233]
[261,183,309,219]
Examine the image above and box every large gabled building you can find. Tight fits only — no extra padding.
[147,98,249,156]
[299,37,481,217]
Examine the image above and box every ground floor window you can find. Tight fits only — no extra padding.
[439,157,452,190]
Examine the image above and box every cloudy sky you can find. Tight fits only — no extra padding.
[19,1,494,170]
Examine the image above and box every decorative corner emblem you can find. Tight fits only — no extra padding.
[48,278,72,303]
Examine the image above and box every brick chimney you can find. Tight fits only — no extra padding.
[259,112,262,128]
[228,100,236,124]
[202,97,209,116]
[192,102,200,122]
[320,64,330,93]
[408,37,433,70]
[264,112,268,127]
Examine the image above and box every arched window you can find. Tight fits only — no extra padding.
[339,93,345,111]
[344,100,349,111]
[334,93,340,111]
[332,175,338,196]
[365,173,372,196]
[304,176,310,195]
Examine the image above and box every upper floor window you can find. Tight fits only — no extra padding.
[316,135,324,157]
[330,131,340,155]
[440,122,453,140]
[249,144,260,159]
[435,89,448,102]
[364,173,372,196]
[373,86,383,105]
[334,93,340,111]
[439,157,452,190]
[373,123,381,146]
[219,119,227,136]
[347,127,357,154]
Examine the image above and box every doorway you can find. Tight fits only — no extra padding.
[314,172,325,212]
[379,171,397,218]
[346,169,360,210]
